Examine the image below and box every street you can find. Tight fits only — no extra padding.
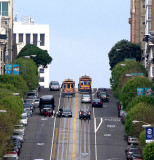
[19,88,127,160]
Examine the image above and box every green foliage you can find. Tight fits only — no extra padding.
[108,39,141,70]
[0,96,23,157]
[139,130,146,151]
[17,44,52,67]
[0,75,29,97]
[120,77,153,109]
[13,58,38,90]
[127,96,154,112]
[125,103,154,137]
[144,142,154,160]
[110,60,148,99]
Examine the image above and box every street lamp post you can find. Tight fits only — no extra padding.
[132,120,152,128]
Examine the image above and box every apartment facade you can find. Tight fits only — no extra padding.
[13,17,50,88]
[0,0,13,75]
[129,0,145,64]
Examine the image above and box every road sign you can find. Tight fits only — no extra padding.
[6,64,12,75]
[137,88,143,96]
[146,127,153,143]
[13,64,19,75]
[145,88,151,95]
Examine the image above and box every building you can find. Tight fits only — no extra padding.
[129,0,145,65]
[13,16,50,88]
[0,0,13,75]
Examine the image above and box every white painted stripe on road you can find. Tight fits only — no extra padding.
[95,118,103,133]
[50,90,62,160]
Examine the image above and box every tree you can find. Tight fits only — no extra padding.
[13,58,38,90]
[119,77,153,110]
[17,44,52,67]
[110,60,147,99]
[108,39,141,70]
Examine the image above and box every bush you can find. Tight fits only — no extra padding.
[144,142,154,160]
[127,96,154,112]
[125,102,154,137]
[13,58,38,90]
[0,75,29,97]
[139,130,146,151]
[120,77,153,109]
[110,60,147,99]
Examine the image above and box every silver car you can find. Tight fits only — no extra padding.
[49,81,60,91]
[81,94,92,103]
[12,131,24,143]
[24,99,35,111]
[14,124,25,135]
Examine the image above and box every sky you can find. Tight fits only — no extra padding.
[14,0,130,88]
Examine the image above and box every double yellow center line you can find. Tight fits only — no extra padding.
[72,89,78,159]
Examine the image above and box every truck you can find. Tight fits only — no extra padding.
[39,95,54,115]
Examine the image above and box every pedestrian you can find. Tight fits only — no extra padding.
[52,109,55,117]
[118,104,121,117]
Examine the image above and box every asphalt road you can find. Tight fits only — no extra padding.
[19,88,127,160]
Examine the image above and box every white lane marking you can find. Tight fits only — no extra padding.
[50,90,62,160]
[94,118,97,160]
[41,118,47,120]
[92,88,98,96]
[94,118,103,133]
[107,125,115,128]
[104,134,111,136]
[37,143,44,145]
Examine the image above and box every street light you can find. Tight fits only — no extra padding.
[120,64,126,67]
[132,120,152,128]
[0,110,7,113]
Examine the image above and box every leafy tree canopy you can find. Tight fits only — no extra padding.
[144,142,154,160]
[17,44,52,67]
[110,60,147,99]
[108,39,141,70]
[13,58,38,90]
[120,77,153,109]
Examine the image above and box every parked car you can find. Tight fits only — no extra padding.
[23,99,35,112]
[14,124,25,136]
[98,92,109,102]
[125,144,140,153]
[56,108,72,117]
[20,113,28,126]
[23,108,32,117]
[129,153,143,160]
[23,103,34,112]
[97,88,107,97]
[126,148,141,160]
[81,94,91,103]
[12,131,24,143]
[3,152,19,160]
[27,91,38,98]
[49,81,60,91]
[79,108,91,120]
[34,99,39,108]
[92,99,103,107]
[127,136,139,145]
[12,138,22,151]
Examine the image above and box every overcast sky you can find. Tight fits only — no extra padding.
[14,0,130,88]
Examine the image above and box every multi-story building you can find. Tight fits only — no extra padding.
[13,16,50,88]
[0,0,13,75]
[129,0,145,65]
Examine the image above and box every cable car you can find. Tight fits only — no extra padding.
[62,79,75,97]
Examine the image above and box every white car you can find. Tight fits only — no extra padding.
[3,152,19,160]
[81,94,92,103]
[20,113,28,126]
[34,99,40,108]
[127,136,138,145]
[14,124,25,135]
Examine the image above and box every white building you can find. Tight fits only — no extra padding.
[13,16,50,88]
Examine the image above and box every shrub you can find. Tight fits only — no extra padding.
[125,102,154,137]
[144,142,154,160]
[0,74,28,97]
[13,58,38,90]
[120,77,153,109]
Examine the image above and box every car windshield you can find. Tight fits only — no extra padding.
[26,96,34,99]
[100,93,106,97]
[43,104,52,108]
[21,116,27,119]
[130,148,140,153]
[24,99,33,103]
[83,95,90,97]
[51,82,59,85]
[23,104,32,108]
[63,108,71,112]
[93,99,100,102]
[14,126,24,129]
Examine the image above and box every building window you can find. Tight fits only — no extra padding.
[33,34,38,46]
[39,77,44,82]
[39,68,44,73]
[19,34,23,43]
[40,34,45,46]
[13,34,16,42]
[26,34,30,45]
[0,2,8,16]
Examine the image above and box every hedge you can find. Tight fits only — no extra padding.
[144,142,154,160]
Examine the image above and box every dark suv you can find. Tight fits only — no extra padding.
[98,92,109,102]
[79,108,91,120]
